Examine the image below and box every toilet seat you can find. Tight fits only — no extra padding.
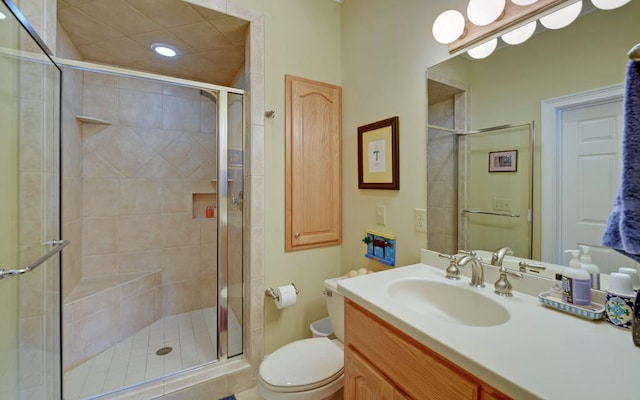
[259,337,343,393]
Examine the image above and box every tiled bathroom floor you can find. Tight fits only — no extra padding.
[64,307,241,400]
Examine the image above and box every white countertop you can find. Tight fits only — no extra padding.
[337,250,640,400]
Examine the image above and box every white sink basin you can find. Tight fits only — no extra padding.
[387,278,510,327]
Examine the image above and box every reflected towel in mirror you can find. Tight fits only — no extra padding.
[602,60,640,262]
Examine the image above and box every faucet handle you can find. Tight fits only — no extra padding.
[457,249,477,257]
[494,266,524,297]
[438,253,462,280]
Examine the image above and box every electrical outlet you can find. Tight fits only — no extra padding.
[492,198,511,211]
[414,208,427,232]
[375,205,386,226]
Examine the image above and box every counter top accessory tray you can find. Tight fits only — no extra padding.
[538,291,605,320]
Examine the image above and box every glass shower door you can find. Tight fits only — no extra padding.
[0,0,63,398]
[459,123,533,258]
[217,90,244,359]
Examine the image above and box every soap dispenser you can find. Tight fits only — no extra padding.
[578,245,601,290]
[562,249,591,306]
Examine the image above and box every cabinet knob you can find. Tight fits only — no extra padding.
[294,232,300,238]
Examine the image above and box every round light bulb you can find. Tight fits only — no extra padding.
[467,0,506,26]
[467,38,498,59]
[591,0,630,10]
[151,43,178,57]
[511,0,539,5]
[432,10,466,44]
[501,21,537,45]
[540,1,582,30]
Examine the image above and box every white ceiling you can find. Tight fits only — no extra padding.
[57,0,249,86]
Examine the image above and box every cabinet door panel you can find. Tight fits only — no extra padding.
[345,346,400,400]
[345,300,479,400]
[285,75,342,251]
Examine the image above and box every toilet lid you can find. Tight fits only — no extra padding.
[259,337,343,392]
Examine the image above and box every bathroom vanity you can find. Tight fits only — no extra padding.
[345,299,508,399]
[338,249,640,399]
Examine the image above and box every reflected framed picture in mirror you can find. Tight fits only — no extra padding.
[358,116,400,190]
[489,150,517,172]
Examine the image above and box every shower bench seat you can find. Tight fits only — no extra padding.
[63,271,162,370]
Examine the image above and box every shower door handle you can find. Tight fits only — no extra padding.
[0,240,69,279]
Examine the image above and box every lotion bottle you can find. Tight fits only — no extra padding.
[578,245,601,290]
[562,249,591,306]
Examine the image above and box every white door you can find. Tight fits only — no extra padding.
[560,99,638,273]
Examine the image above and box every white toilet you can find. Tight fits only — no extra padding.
[258,277,345,400]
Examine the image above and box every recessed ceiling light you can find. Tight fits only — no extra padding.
[151,43,178,57]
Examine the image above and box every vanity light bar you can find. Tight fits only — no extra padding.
[448,0,580,54]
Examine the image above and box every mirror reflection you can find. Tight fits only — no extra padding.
[426,1,640,282]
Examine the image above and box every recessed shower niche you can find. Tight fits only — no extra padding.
[193,192,216,219]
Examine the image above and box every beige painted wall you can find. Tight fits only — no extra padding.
[339,0,461,270]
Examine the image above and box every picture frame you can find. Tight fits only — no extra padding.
[489,150,518,172]
[358,116,400,190]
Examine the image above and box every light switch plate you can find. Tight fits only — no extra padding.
[375,205,386,226]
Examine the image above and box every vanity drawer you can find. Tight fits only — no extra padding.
[345,299,479,399]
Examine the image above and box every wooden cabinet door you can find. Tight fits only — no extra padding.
[345,346,407,400]
[285,75,342,251]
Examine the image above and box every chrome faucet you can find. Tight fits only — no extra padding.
[490,246,514,267]
[457,255,485,288]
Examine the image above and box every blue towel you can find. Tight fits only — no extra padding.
[602,60,640,262]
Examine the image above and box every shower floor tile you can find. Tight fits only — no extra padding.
[64,306,241,400]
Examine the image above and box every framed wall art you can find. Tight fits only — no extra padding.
[357,116,399,190]
[488,150,517,172]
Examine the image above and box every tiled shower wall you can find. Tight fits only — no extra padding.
[79,71,219,317]
[427,98,458,255]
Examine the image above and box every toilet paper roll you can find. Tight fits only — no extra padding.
[274,284,297,309]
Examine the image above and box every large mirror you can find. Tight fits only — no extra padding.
[426,1,640,281]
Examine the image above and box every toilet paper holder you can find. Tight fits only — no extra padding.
[265,283,299,301]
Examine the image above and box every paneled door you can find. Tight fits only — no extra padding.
[559,98,637,273]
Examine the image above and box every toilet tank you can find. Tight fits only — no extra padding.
[323,277,345,342]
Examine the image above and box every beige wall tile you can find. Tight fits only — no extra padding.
[117,215,163,252]
[19,172,43,245]
[119,178,162,215]
[94,126,156,177]
[162,179,200,214]
[119,76,163,94]
[82,254,118,278]
[120,288,159,338]
[82,217,117,256]
[162,245,201,284]
[118,89,163,129]
[117,250,162,274]
[162,280,201,315]
[71,304,121,367]
[62,177,82,223]
[71,286,119,321]
[163,95,201,132]
[82,178,119,217]
[120,272,161,301]
[82,148,121,178]
[83,82,118,123]
[162,213,200,247]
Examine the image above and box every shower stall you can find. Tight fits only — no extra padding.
[59,66,246,399]
[1,1,248,399]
